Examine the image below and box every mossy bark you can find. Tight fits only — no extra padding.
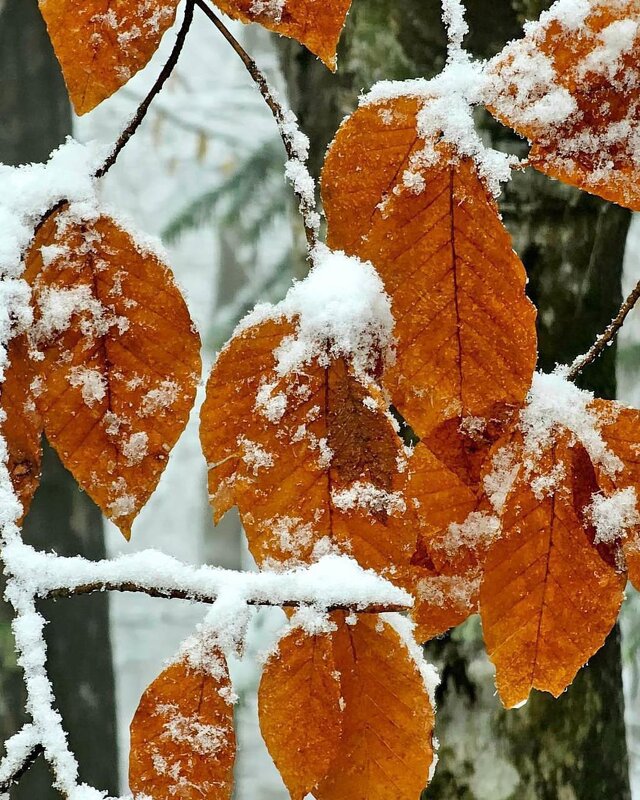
[0,1,119,794]
[281,1,632,797]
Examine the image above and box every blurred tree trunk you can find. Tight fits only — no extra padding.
[0,0,119,795]
[281,1,632,797]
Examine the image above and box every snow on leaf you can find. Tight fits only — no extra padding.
[210,0,352,70]
[39,0,180,114]
[485,0,640,210]
[258,623,342,800]
[321,96,538,439]
[24,208,201,539]
[129,654,235,800]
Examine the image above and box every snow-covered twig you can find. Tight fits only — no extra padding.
[193,0,320,250]
[0,725,42,795]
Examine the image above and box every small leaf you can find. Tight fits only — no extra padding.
[200,318,414,577]
[480,435,625,708]
[129,654,235,800]
[259,624,342,800]
[210,0,352,70]
[25,209,201,538]
[0,336,42,521]
[316,614,436,800]
[486,0,640,209]
[321,97,537,438]
[39,0,179,114]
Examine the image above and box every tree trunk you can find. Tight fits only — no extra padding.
[0,0,119,794]
[281,1,632,797]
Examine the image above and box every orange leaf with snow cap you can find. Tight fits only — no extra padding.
[481,430,625,708]
[200,246,416,578]
[486,0,640,210]
[479,374,628,707]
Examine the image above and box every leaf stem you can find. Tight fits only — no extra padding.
[94,0,196,179]
[567,275,640,381]
[193,0,319,250]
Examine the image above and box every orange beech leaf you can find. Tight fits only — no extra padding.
[486,0,640,210]
[0,336,42,521]
[39,0,179,115]
[259,624,342,799]
[315,614,436,800]
[24,210,201,539]
[129,654,235,799]
[480,435,625,708]
[321,97,537,438]
[200,317,415,577]
[210,0,352,70]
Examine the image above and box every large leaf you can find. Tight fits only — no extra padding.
[315,614,436,800]
[129,654,235,799]
[39,0,180,114]
[25,210,201,538]
[321,96,537,438]
[486,0,640,209]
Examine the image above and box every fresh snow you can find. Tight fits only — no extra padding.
[236,243,394,379]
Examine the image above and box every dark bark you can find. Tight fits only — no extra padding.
[0,1,119,795]
[281,1,632,797]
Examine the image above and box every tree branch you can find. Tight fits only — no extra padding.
[0,745,42,794]
[43,580,408,613]
[567,275,640,380]
[94,0,195,180]
[194,0,319,250]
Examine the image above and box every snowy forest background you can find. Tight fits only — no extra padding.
[2,0,640,797]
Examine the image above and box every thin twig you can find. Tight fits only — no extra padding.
[194,0,318,249]
[0,744,43,794]
[567,275,640,380]
[94,0,196,179]
[43,581,408,613]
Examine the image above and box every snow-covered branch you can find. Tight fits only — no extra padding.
[5,544,412,612]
